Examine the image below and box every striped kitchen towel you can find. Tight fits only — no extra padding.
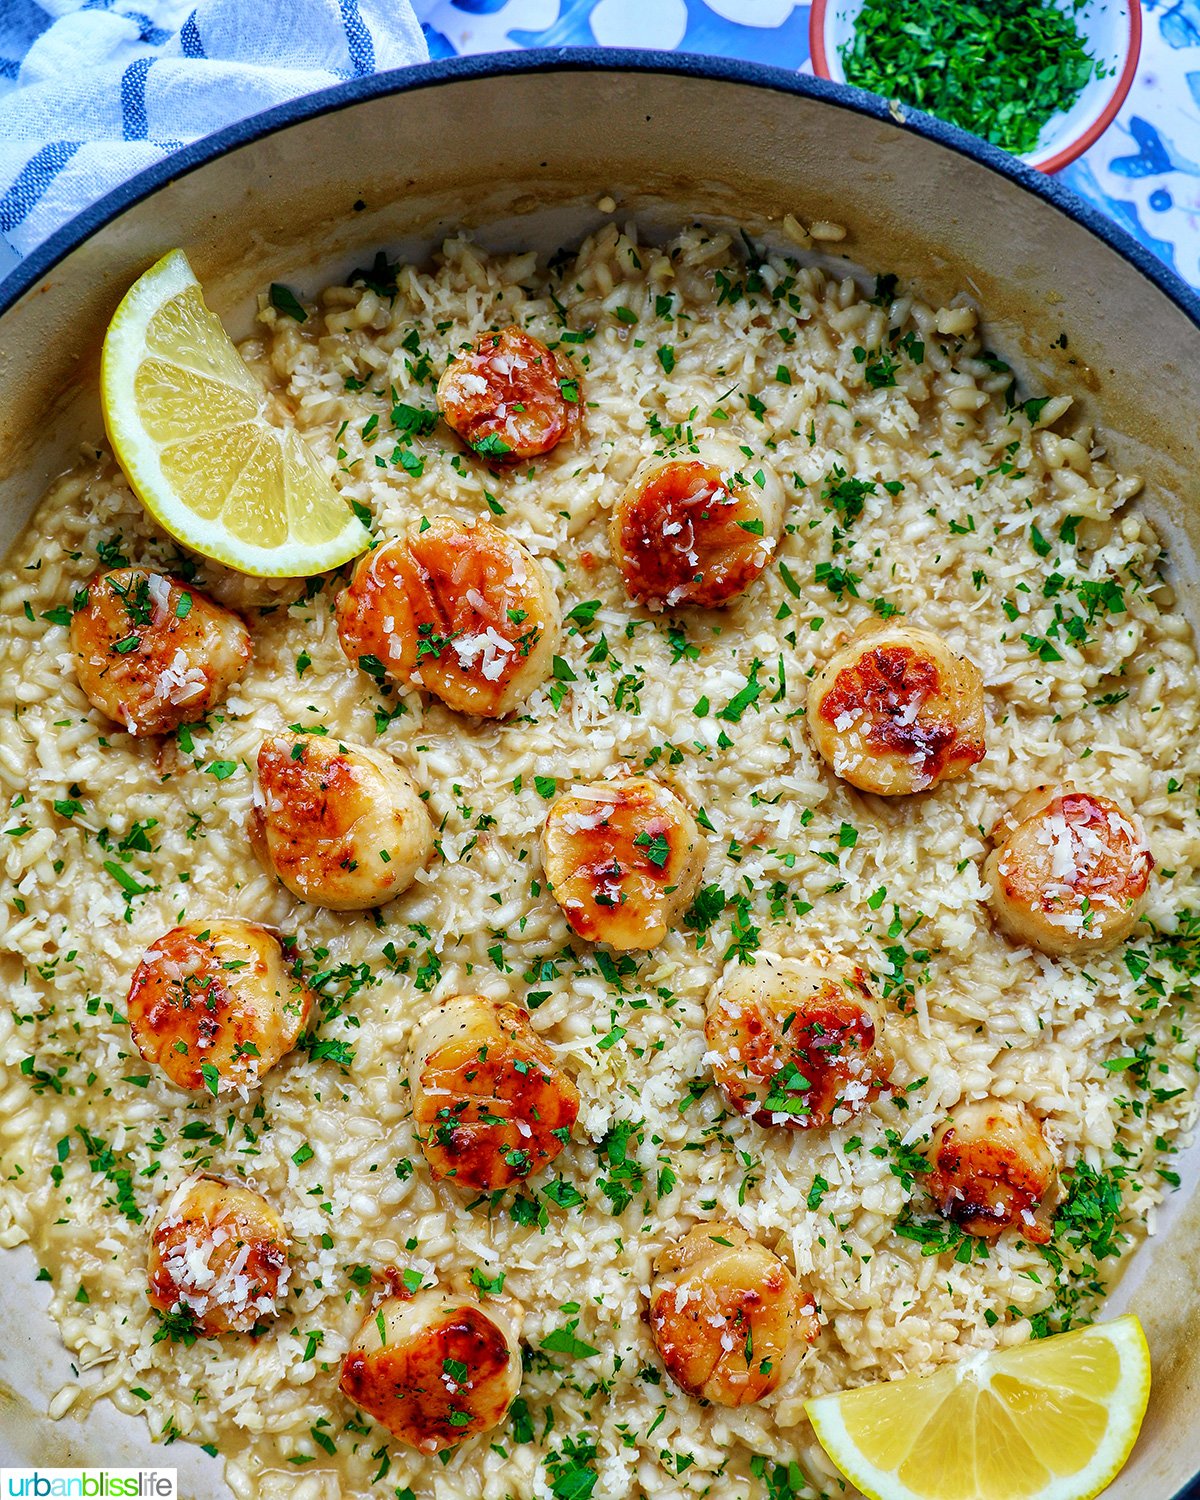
[0,0,427,278]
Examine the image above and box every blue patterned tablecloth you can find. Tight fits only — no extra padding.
[416,0,1200,293]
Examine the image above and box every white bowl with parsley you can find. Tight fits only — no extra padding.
[810,0,1141,172]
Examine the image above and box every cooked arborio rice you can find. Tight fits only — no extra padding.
[0,222,1198,1500]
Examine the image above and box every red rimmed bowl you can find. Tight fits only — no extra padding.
[810,0,1142,173]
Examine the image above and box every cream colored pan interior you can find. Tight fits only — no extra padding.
[0,59,1197,1498]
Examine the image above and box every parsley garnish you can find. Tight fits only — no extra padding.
[718,660,765,723]
[391,402,439,437]
[541,1325,600,1360]
[840,0,1098,157]
[269,283,307,321]
[634,830,670,869]
[348,249,399,299]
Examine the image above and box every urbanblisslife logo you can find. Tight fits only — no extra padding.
[0,1473,176,1498]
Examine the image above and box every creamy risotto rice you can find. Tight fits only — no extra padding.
[1,221,1198,1500]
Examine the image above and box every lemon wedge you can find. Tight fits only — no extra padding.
[805,1315,1151,1500]
[101,249,370,578]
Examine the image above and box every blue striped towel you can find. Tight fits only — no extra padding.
[0,0,427,279]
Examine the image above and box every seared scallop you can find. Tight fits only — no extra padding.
[147,1173,290,1335]
[541,775,705,950]
[609,441,785,610]
[807,620,985,795]
[335,518,560,718]
[984,785,1153,956]
[437,324,581,461]
[926,1099,1059,1244]
[69,568,251,736]
[649,1222,818,1407]
[126,919,312,1093]
[705,952,892,1130]
[250,732,433,909]
[340,1289,523,1452]
[409,994,579,1191]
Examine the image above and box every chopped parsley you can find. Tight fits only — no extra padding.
[840,0,1099,158]
[269,283,307,321]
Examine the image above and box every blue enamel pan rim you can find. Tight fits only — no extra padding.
[1,47,1199,333]
[0,44,1197,1500]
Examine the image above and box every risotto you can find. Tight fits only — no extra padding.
[0,221,1197,1500]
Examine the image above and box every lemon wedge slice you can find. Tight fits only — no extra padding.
[805,1315,1151,1500]
[101,249,370,578]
